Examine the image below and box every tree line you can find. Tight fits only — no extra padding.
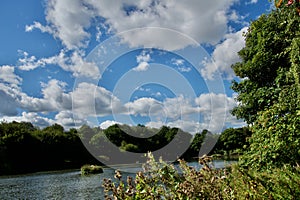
[0,121,250,175]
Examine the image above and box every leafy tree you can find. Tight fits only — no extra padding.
[78,124,96,145]
[213,127,251,155]
[183,129,208,159]
[274,0,300,15]
[232,5,300,169]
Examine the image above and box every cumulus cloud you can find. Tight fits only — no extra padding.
[0,65,22,87]
[28,0,237,50]
[133,62,150,72]
[72,82,124,118]
[0,90,19,116]
[133,51,151,71]
[136,51,151,63]
[137,93,244,133]
[146,120,202,134]
[171,58,191,72]
[125,97,161,117]
[0,66,23,116]
[122,92,244,133]
[26,0,95,49]
[18,50,100,79]
[99,120,123,130]
[0,112,55,128]
[195,93,243,132]
[0,65,243,132]
[201,27,247,80]
[54,110,88,128]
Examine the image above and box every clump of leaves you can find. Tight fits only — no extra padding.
[102,152,231,200]
[227,164,300,199]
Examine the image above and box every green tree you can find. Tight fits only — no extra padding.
[184,129,208,159]
[232,5,300,169]
[213,127,251,155]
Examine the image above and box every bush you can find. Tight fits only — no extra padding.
[102,153,300,199]
[102,152,230,199]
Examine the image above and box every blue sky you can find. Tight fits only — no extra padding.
[0,0,273,133]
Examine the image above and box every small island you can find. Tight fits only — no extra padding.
[81,164,103,175]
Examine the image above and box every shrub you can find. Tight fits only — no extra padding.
[81,164,103,175]
[102,152,300,199]
[102,152,230,199]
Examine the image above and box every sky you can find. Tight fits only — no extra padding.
[0,0,273,134]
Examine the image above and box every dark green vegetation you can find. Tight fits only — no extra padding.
[0,121,245,175]
[103,2,300,199]
[0,122,98,175]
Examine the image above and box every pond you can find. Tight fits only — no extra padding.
[0,160,235,199]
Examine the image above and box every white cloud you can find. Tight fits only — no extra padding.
[72,82,124,118]
[246,0,258,5]
[0,66,23,116]
[201,27,247,80]
[99,120,123,130]
[0,64,244,131]
[171,58,191,72]
[195,93,243,132]
[18,51,53,71]
[146,120,202,134]
[29,0,238,50]
[0,90,19,116]
[18,79,70,113]
[125,97,161,117]
[162,95,201,119]
[18,50,100,79]
[136,51,151,63]
[25,21,54,34]
[0,65,22,86]
[0,112,55,128]
[133,51,151,71]
[171,58,185,66]
[133,62,150,72]
[54,110,88,128]
[125,95,202,120]
[139,93,244,133]
[61,51,100,79]
[178,66,191,73]
[26,0,95,49]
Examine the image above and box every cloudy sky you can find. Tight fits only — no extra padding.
[0,0,273,133]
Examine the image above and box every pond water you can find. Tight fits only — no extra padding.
[0,160,235,200]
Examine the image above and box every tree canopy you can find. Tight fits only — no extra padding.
[232,3,300,170]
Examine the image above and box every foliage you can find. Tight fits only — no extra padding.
[231,6,299,124]
[91,124,193,161]
[0,120,250,175]
[102,152,300,199]
[239,87,300,170]
[227,164,300,199]
[102,152,229,200]
[274,0,300,15]
[213,127,251,156]
[0,121,97,175]
[231,3,300,169]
